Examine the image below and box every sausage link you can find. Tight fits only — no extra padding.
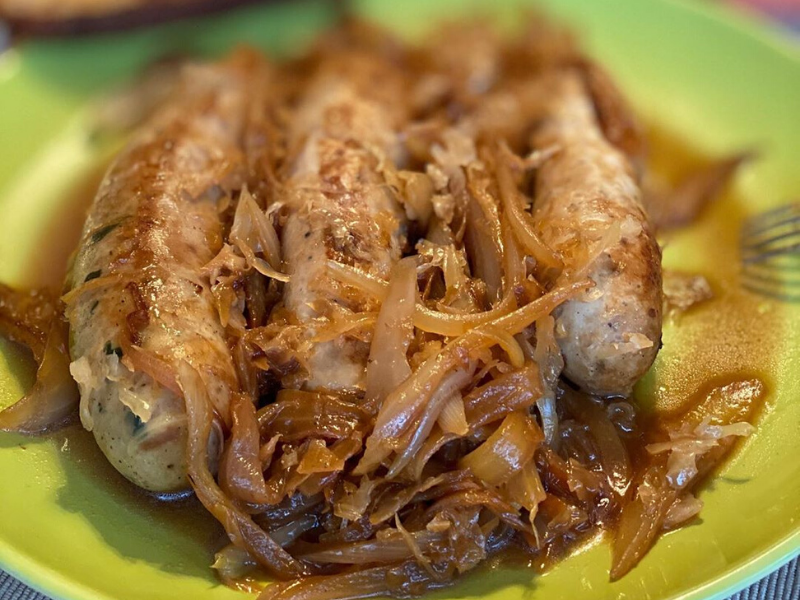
[531,71,662,396]
[278,51,409,392]
[67,54,265,492]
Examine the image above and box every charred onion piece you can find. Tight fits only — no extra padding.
[0,285,78,434]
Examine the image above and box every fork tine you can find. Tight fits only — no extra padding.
[741,268,800,288]
[741,254,800,271]
[742,203,800,235]
[742,240,800,264]
[740,201,800,302]
[742,202,794,224]
[741,217,800,248]
[741,282,800,303]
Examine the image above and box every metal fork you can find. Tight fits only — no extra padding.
[740,202,800,302]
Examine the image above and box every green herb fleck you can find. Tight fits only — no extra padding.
[84,270,102,283]
[126,410,145,435]
[103,341,122,358]
[90,222,120,244]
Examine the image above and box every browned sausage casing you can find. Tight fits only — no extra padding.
[531,71,662,396]
[67,53,266,492]
[277,51,409,392]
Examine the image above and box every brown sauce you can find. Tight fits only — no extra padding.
[635,126,779,417]
[0,124,778,581]
[51,421,226,550]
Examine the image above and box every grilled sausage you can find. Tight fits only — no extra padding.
[66,52,265,492]
[530,71,662,396]
[278,51,409,392]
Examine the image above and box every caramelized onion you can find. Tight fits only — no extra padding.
[259,390,369,442]
[495,147,562,276]
[179,362,309,579]
[425,489,532,534]
[118,338,181,396]
[413,297,517,337]
[459,412,543,486]
[437,394,469,436]
[463,363,542,428]
[646,419,754,490]
[364,258,416,412]
[535,394,559,448]
[475,325,524,368]
[644,153,752,230]
[220,393,270,504]
[610,462,676,580]
[259,561,448,600]
[326,261,389,299]
[297,439,346,475]
[298,530,444,564]
[0,319,79,434]
[0,285,79,433]
[0,283,56,360]
[612,379,764,579]
[334,259,582,338]
[212,544,261,593]
[402,427,457,482]
[357,282,587,475]
[327,260,524,338]
[505,460,547,523]
[386,366,474,478]
[269,513,320,548]
[230,187,288,282]
[368,474,449,526]
[500,215,527,292]
[334,477,382,521]
[60,272,122,307]
[312,313,377,343]
[564,391,631,495]
[463,180,504,303]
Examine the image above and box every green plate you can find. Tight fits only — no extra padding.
[1,1,799,599]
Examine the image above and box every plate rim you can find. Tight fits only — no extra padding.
[0,0,799,599]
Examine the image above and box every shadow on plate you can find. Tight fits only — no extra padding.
[52,422,228,581]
